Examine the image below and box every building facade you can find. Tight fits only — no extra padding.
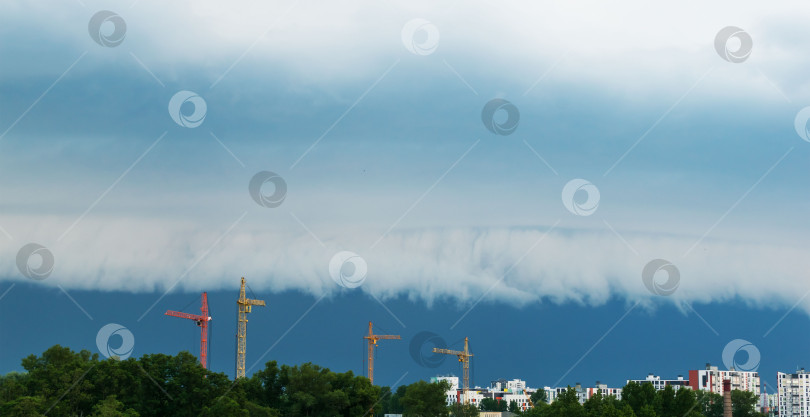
[689,364,760,396]
[628,374,690,391]
[588,382,623,400]
[543,382,622,405]
[762,392,777,417]
[778,369,810,417]
[432,377,541,411]
[431,376,462,405]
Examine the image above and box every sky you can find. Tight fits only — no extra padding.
[1,0,810,393]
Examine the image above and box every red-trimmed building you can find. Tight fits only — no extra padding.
[688,363,760,395]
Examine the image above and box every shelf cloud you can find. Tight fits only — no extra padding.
[3,215,808,315]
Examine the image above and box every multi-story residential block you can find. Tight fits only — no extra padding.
[543,382,622,405]
[778,369,810,417]
[628,374,690,391]
[544,384,586,404]
[689,363,760,396]
[431,376,531,409]
[762,392,777,417]
[588,382,623,400]
[431,376,461,405]
[487,379,534,411]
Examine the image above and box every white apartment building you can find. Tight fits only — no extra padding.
[628,374,691,391]
[433,377,534,410]
[778,369,810,417]
[588,382,623,400]
[433,376,620,410]
[689,364,760,396]
[544,382,622,405]
[762,392,777,417]
[545,386,580,403]
[489,379,533,411]
[430,375,492,408]
[431,376,462,405]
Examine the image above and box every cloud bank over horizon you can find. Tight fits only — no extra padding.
[2,215,808,316]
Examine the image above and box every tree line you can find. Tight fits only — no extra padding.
[520,381,765,417]
[0,345,767,417]
[0,344,455,416]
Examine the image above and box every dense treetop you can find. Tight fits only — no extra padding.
[0,345,766,417]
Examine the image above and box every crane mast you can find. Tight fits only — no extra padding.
[165,292,212,369]
[236,277,265,379]
[362,321,401,385]
[433,337,473,404]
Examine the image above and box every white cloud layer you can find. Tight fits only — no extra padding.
[4,0,810,99]
[2,215,808,315]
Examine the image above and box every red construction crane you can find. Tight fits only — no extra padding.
[165,292,213,369]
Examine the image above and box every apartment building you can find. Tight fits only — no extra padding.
[628,374,691,391]
[777,369,810,417]
[689,363,760,396]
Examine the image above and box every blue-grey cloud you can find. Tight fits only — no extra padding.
[1,0,810,315]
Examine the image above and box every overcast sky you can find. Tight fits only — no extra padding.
[2,0,810,348]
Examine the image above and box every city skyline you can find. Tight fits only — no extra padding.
[2,282,808,393]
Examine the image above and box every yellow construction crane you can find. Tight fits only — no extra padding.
[363,321,401,385]
[236,276,265,379]
[433,337,473,403]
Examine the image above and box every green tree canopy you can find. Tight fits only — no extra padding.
[0,345,770,417]
[399,379,451,417]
